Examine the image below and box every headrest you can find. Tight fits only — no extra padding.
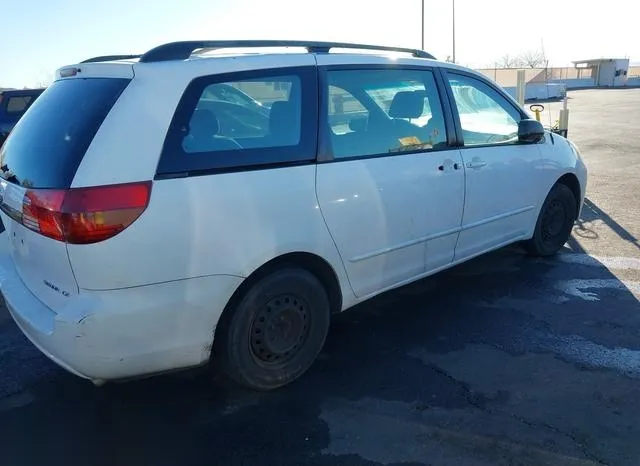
[388,91,425,119]
[190,108,219,136]
[270,101,295,125]
[269,100,300,146]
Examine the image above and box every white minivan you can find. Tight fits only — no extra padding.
[0,41,587,390]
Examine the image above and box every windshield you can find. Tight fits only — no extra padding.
[0,78,129,188]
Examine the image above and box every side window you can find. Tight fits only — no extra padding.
[158,67,317,175]
[6,96,34,115]
[325,69,447,159]
[183,76,300,153]
[447,73,521,146]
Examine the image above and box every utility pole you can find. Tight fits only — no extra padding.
[421,0,425,50]
[452,0,456,63]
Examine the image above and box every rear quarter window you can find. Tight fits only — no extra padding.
[0,78,130,188]
[157,66,318,177]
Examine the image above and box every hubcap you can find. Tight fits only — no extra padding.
[542,200,566,241]
[251,294,309,364]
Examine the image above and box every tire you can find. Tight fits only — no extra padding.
[215,267,330,391]
[524,183,577,257]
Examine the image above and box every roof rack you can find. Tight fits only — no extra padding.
[81,54,142,64]
[138,40,435,63]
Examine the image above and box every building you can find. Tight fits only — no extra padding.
[571,58,630,87]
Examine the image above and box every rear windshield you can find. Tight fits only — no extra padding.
[0,78,130,188]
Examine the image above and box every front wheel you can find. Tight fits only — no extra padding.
[215,267,330,391]
[524,183,577,256]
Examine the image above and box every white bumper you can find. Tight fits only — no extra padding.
[0,253,243,381]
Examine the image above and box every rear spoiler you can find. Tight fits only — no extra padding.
[56,62,135,80]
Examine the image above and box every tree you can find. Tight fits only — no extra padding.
[496,49,547,69]
[520,49,547,68]
[498,54,522,69]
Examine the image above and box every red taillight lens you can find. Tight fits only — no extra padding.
[21,181,152,244]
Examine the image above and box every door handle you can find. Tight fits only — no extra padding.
[466,160,487,169]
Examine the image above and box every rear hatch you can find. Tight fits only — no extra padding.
[0,76,131,311]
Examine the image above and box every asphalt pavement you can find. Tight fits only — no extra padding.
[1,88,640,466]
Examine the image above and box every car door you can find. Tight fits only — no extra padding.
[443,70,543,260]
[315,63,464,298]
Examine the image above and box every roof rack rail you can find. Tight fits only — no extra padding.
[138,40,435,63]
[81,54,142,64]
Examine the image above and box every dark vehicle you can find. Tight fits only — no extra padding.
[0,88,45,146]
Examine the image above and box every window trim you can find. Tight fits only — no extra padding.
[440,68,531,149]
[317,64,458,163]
[156,66,318,179]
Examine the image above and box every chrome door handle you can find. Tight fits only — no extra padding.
[466,160,487,169]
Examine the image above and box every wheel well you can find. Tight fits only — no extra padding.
[556,173,581,218]
[221,252,343,326]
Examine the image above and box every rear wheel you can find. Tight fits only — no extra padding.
[215,267,330,391]
[524,183,577,256]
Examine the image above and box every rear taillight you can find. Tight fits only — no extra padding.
[21,181,151,244]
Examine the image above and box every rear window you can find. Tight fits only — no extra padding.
[0,78,130,188]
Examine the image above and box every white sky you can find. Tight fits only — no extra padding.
[1,0,637,88]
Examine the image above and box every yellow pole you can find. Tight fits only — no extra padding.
[530,104,544,122]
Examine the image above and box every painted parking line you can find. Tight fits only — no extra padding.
[553,253,640,270]
[545,334,640,379]
[547,253,640,301]
[555,278,640,302]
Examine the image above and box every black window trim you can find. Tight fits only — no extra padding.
[317,64,459,163]
[440,68,535,150]
[155,66,318,179]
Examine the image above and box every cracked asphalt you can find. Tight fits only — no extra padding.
[1,88,639,466]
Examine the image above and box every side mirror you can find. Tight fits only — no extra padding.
[518,119,545,144]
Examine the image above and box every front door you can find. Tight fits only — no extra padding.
[444,71,543,260]
[315,64,464,298]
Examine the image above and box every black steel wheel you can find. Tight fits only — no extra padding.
[250,293,310,366]
[524,183,577,256]
[215,267,330,391]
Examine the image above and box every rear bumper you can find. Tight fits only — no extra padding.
[0,253,243,381]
